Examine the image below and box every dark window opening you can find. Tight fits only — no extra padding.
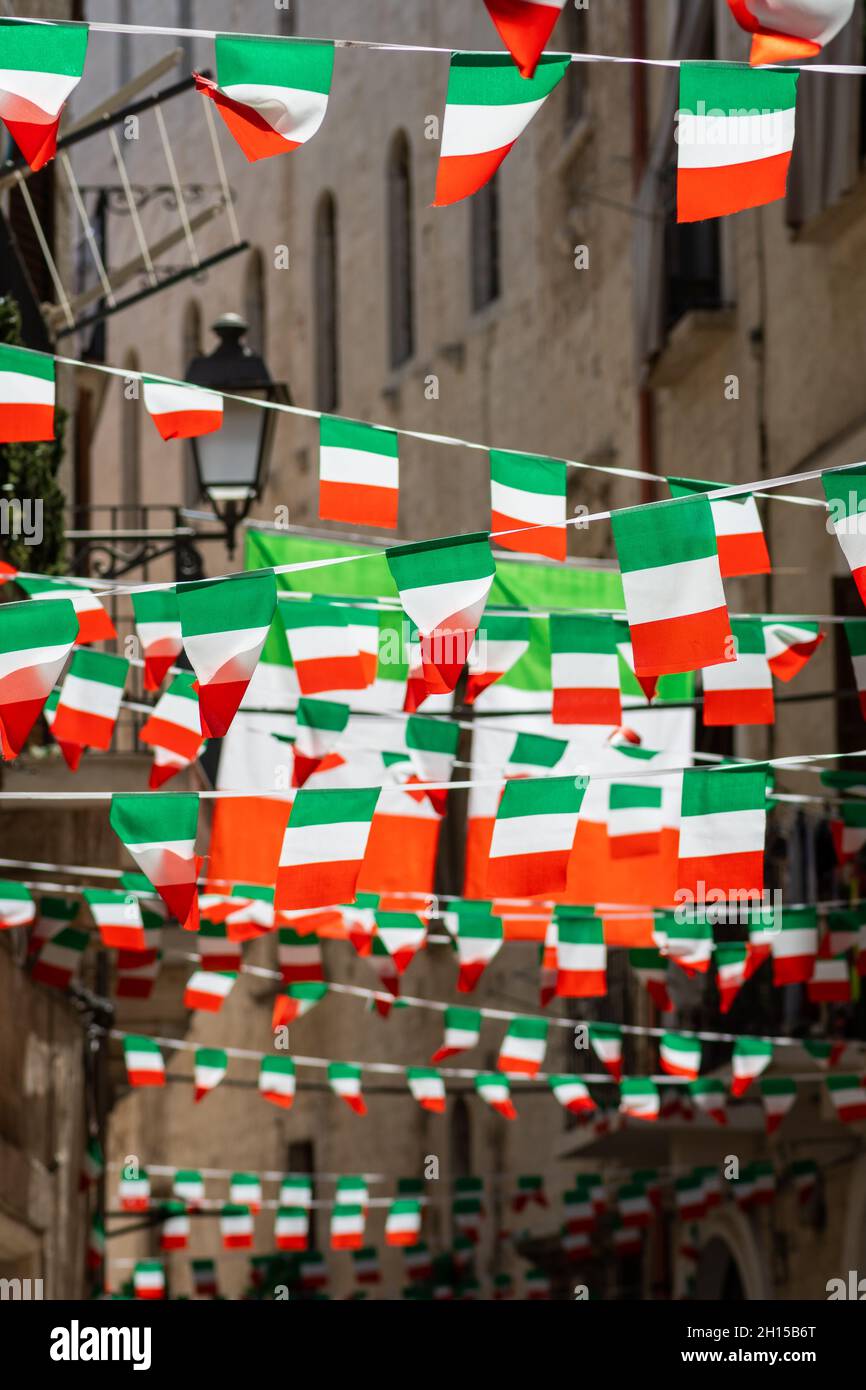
[314,192,339,411]
[470,174,500,312]
[387,132,415,368]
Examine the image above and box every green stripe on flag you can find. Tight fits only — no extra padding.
[288,786,380,828]
[320,414,397,458]
[510,732,567,767]
[678,61,799,117]
[0,18,88,74]
[496,774,585,819]
[297,698,350,734]
[445,51,570,106]
[0,343,55,380]
[177,569,276,635]
[680,764,767,818]
[110,793,199,844]
[68,649,128,687]
[550,612,618,655]
[386,533,495,593]
[609,783,662,811]
[0,597,78,654]
[612,494,717,573]
[406,714,459,757]
[215,33,334,94]
[490,450,566,497]
[132,589,179,624]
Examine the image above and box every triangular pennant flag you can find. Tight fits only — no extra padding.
[726,0,853,66]
[84,888,145,951]
[513,1175,547,1212]
[629,947,672,1012]
[668,477,770,577]
[548,1074,597,1116]
[142,375,222,441]
[702,619,774,726]
[762,620,824,682]
[760,1076,797,1135]
[823,466,866,605]
[446,900,503,991]
[659,1032,702,1082]
[375,910,428,975]
[0,19,89,170]
[826,1073,866,1123]
[843,620,866,717]
[804,1038,846,1070]
[497,1016,548,1077]
[275,786,380,910]
[677,63,799,222]
[51,649,128,753]
[387,533,495,694]
[110,793,200,930]
[406,1066,446,1113]
[16,576,116,645]
[482,0,567,78]
[184,968,237,1013]
[402,714,459,815]
[258,1055,296,1109]
[430,1005,482,1062]
[490,449,567,560]
[731,1037,773,1096]
[488,774,585,895]
[433,51,570,205]
[32,924,88,990]
[272,980,329,1028]
[0,597,78,758]
[193,1048,227,1102]
[715,942,749,1013]
[177,569,277,737]
[122,1036,165,1088]
[277,927,324,984]
[464,608,530,705]
[328,1061,366,1116]
[195,34,334,162]
[0,879,35,930]
[678,764,767,904]
[293,697,350,786]
[555,908,606,998]
[138,671,206,788]
[619,1077,659,1121]
[365,933,401,1007]
[588,1022,623,1080]
[131,589,183,691]
[658,912,714,976]
[0,343,55,441]
[611,494,732,676]
[474,1072,517,1119]
[550,614,622,725]
[319,415,398,529]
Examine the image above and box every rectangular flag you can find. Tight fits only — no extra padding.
[555,910,606,997]
[490,449,567,561]
[319,415,399,529]
[280,598,371,694]
[702,618,773,726]
[677,764,767,903]
[550,614,622,725]
[487,774,586,896]
[0,596,78,759]
[16,575,116,645]
[51,649,129,751]
[178,569,277,738]
[142,376,222,441]
[275,786,380,909]
[0,343,55,442]
[668,477,770,577]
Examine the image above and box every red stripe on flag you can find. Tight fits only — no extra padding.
[553,688,622,725]
[702,689,774,727]
[74,606,117,645]
[194,73,302,163]
[483,0,560,78]
[320,480,398,529]
[716,530,770,578]
[275,860,365,911]
[772,954,815,987]
[140,715,202,761]
[51,706,115,750]
[486,847,572,897]
[142,647,180,692]
[491,511,565,561]
[767,634,824,682]
[677,151,793,224]
[0,402,55,443]
[3,116,61,172]
[629,605,732,677]
[0,695,52,759]
[294,655,367,694]
[433,144,515,207]
[677,849,764,898]
[555,968,606,998]
[147,408,223,442]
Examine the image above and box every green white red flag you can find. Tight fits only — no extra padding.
[726,0,853,66]
[0,879,35,929]
[548,1074,596,1115]
[677,764,767,902]
[611,494,732,677]
[822,468,866,602]
[702,618,773,726]
[689,1077,728,1125]
[464,608,530,705]
[668,477,770,577]
[762,620,824,681]
[184,967,236,1013]
[433,52,569,205]
[51,649,128,752]
[772,905,818,985]
[258,1055,296,1109]
[843,620,866,716]
[328,1061,366,1115]
[133,1259,165,1300]
[221,1203,254,1249]
[629,947,672,1012]
[406,1066,446,1113]
[445,901,503,991]
[505,730,567,779]
[32,922,87,989]
[319,415,398,529]
[619,1077,659,1121]
[715,942,750,1012]
[475,1072,517,1119]
[331,1203,365,1251]
[487,774,585,895]
[808,940,851,1004]
[659,1032,702,1081]
[275,786,380,909]
[386,1198,422,1247]
[119,1167,150,1211]
[490,449,567,560]
[351,1247,381,1285]
[431,1005,482,1062]
[0,20,89,170]
[277,928,323,985]
[676,63,799,222]
[588,1022,623,1080]
[293,697,350,786]
[123,1035,165,1087]
[79,1136,103,1191]
[483,0,567,78]
[110,793,201,930]
[731,1037,773,1095]
[608,781,663,856]
[760,1076,797,1135]
[272,980,328,1029]
[497,1016,548,1077]
[178,569,276,737]
[275,1206,309,1251]
[191,1259,218,1295]
[280,598,373,694]
[826,1074,866,1124]
[0,343,55,441]
[193,1047,228,1102]
[513,1175,547,1212]
[142,375,222,441]
[173,1169,205,1205]
[84,888,145,951]
[617,1182,653,1229]
[0,596,78,758]
[387,532,495,695]
[16,575,116,645]
[375,909,428,974]
[131,589,182,690]
[555,909,606,998]
[195,35,334,162]
[791,1158,818,1205]
[159,1201,189,1252]
[550,614,622,725]
[138,670,205,788]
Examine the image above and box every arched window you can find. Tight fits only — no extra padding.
[470,173,500,312]
[387,131,415,368]
[181,301,203,507]
[121,351,140,513]
[244,248,267,358]
[313,192,339,411]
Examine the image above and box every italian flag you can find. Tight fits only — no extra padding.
[16,575,116,645]
[277,928,323,985]
[762,620,824,681]
[731,1036,772,1095]
[619,1077,659,1121]
[678,764,767,901]
[563,1188,595,1233]
[0,19,89,171]
[430,1005,482,1062]
[676,63,799,222]
[0,879,35,929]
[406,1066,446,1113]
[184,968,236,1013]
[556,910,606,998]
[195,34,334,162]
[464,608,530,705]
[550,614,622,725]
[608,783,663,857]
[497,1016,548,1076]
[404,1243,433,1280]
[453,1196,482,1241]
[715,942,749,1012]
[132,589,182,691]
[446,901,504,991]
[273,980,328,1029]
[726,0,853,66]
[259,1055,296,1109]
[475,1073,517,1119]
[328,1061,366,1116]
[826,1074,866,1124]
[142,375,222,442]
[86,1215,104,1271]
[630,947,672,1012]
[791,1159,818,1205]
[191,1259,218,1296]
[51,648,128,751]
[403,714,459,815]
[178,569,277,738]
[689,1078,728,1125]
[122,1035,165,1087]
[331,1204,365,1251]
[275,1206,309,1251]
[293,697,349,786]
[760,1076,797,1135]
[0,343,55,442]
[79,1136,103,1192]
[771,905,817,985]
[139,671,205,788]
[319,415,399,530]
[192,1046,228,1103]
[611,494,732,677]
[32,925,87,989]
[483,0,568,78]
[133,1259,165,1301]
[490,449,567,561]
[433,51,569,205]
[336,1176,368,1208]
[589,1022,623,1080]
[386,1198,422,1247]
[0,596,78,758]
[617,1183,653,1229]
[808,945,851,1004]
[375,909,428,975]
[221,1203,254,1249]
[84,888,145,951]
[660,1032,702,1081]
[668,477,770,577]
[548,1074,596,1115]
[844,620,866,716]
[387,532,495,695]
[702,619,773,726]
[660,915,714,975]
[230,1173,262,1211]
[119,1168,150,1211]
[352,1247,381,1284]
[280,598,372,694]
[281,1175,313,1209]
[675,1172,707,1221]
[198,921,242,971]
[488,774,585,895]
[173,1170,204,1207]
[110,793,201,930]
[275,786,380,909]
[834,801,866,863]
[160,1201,190,1253]
[514,1174,547,1212]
